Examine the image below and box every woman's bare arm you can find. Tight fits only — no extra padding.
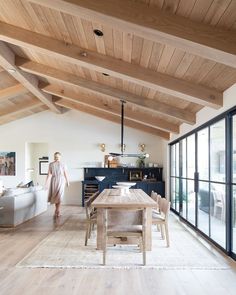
[64,170,70,187]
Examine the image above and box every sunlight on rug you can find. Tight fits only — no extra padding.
[16,213,229,269]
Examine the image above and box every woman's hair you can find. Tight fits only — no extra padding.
[54,152,61,156]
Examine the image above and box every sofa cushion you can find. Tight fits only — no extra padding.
[4,186,43,197]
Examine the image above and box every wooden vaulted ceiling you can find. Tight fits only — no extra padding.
[0,0,236,140]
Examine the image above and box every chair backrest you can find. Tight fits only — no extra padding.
[85,191,99,219]
[151,191,162,210]
[159,198,170,220]
[107,209,144,226]
[106,208,146,226]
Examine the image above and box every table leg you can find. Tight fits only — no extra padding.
[146,207,152,251]
[96,208,105,250]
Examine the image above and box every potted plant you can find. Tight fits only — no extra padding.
[136,155,146,168]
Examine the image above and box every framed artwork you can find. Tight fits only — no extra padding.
[0,152,16,176]
[39,161,49,175]
[129,170,143,181]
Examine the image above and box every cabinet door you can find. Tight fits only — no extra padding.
[147,182,165,196]
[99,182,110,192]
[135,182,148,192]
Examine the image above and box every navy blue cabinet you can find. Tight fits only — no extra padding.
[82,167,165,206]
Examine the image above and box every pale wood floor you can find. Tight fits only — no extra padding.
[0,205,236,295]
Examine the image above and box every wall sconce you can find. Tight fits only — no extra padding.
[139,143,146,152]
[100,143,106,152]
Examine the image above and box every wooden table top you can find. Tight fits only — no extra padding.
[91,189,156,208]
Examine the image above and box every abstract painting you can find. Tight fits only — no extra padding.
[0,152,16,176]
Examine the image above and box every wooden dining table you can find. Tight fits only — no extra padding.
[91,188,156,251]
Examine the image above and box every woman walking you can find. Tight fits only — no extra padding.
[46,152,69,217]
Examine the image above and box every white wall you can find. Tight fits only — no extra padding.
[164,83,236,198]
[0,109,165,205]
[25,142,49,185]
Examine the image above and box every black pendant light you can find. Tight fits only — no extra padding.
[109,100,149,159]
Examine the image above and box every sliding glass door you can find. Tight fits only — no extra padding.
[197,127,209,235]
[170,107,236,257]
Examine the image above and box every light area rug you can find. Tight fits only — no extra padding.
[17,213,229,269]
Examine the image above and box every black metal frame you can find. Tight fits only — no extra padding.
[39,161,49,175]
[169,105,236,260]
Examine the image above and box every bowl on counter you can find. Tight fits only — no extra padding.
[95,176,106,181]
[112,185,130,195]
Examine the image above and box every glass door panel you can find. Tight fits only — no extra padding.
[170,145,175,177]
[170,177,176,210]
[187,180,195,225]
[176,143,179,177]
[210,183,226,248]
[181,179,187,219]
[187,134,195,179]
[198,181,209,235]
[182,138,187,178]
[233,185,236,253]
[175,178,180,212]
[210,120,226,183]
[198,128,209,181]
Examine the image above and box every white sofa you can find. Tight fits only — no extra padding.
[0,186,48,227]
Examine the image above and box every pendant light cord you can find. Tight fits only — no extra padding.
[121,100,126,154]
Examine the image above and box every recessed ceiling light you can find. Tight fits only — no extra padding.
[93,29,104,37]
[102,72,109,76]
[7,68,16,73]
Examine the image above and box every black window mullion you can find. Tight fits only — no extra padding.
[179,140,183,215]
[208,126,211,238]
[195,132,198,228]
[226,114,233,253]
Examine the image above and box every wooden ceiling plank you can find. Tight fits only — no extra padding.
[0,83,28,102]
[55,98,170,139]
[41,82,180,133]
[0,100,43,119]
[27,0,236,68]
[0,106,48,126]
[0,22,223,109]
[0,41,62,113]
[16,57,196,124]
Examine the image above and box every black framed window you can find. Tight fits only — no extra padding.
[170,105,236,259]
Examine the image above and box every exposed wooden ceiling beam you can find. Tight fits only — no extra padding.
[0,22,223,109]
[16,57,196,124]
[41,83,179,134]
[28,0,236,68]
[0,100,43,119]
[55,98,170,139]
[0,41,62,114]
[0,83,28,102]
